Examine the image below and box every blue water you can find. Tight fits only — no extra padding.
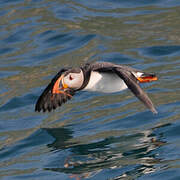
[0,0,180,180]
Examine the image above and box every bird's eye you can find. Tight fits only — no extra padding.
[69,75,73,80]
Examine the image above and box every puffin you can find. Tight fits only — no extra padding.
[35,62,158,113]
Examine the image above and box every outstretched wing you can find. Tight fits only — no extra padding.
[35,68,75,112]
[89,62,157,113]
[114,67,157,114]
[90,62,139,73]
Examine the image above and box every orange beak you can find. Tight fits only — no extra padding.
[137,74,158,83]
[52,75,71,97]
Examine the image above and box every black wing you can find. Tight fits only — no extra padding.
[90,62,139,73]
[114,67,157,114]
[35,68,75,112]
[88,62,157,113]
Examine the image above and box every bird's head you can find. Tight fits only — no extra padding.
[52,68,84,93]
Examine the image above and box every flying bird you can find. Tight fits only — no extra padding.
[35,62,158,113]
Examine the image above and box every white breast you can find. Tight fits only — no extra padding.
[83,71,128,93]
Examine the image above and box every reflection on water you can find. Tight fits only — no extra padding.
[44,126,166,179]
[0,0,180,179]
[45,127,74,149]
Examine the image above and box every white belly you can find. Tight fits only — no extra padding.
[83,71,128,93]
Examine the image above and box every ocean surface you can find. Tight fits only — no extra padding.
[0,0,180,179]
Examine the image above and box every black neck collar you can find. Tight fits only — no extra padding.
[77,63,91,91]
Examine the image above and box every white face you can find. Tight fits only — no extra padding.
[63,69,84,89]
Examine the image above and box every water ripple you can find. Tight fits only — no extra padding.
[0,0,180,179]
